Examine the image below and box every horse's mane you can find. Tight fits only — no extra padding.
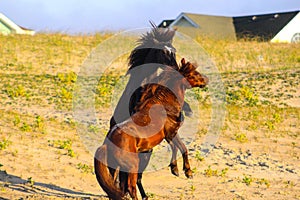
[152,61,197,86]
[135,61,197,115]
[127,22,177,74]
[137,22,176,47]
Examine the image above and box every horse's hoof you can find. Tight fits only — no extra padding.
[184,110,193,117]
[169,165,179,177]
[142,197,149,200]
[185,169,193,179]
[121,192,131,200]
[171,169,179,177]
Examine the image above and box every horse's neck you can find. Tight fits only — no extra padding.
[164,76,187,107]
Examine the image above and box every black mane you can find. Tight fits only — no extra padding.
[128,23,178,73]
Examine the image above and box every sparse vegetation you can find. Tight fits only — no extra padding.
[48,139,76,157]
[195,150,205,162]
[203,166,228,177]
[0,138,11,150]
[20,122,32,132]
[4,84,28,99]
[26,177,35,187]
[258,178,270,188]
[0,33,299,199]
[242,174,253,186]
[76,163,94,174]
[234,133,248,143]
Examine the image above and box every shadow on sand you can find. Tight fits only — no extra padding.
[0,170,106,199]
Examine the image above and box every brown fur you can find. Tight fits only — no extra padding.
[94,59,208,199]
[94,145,123,200]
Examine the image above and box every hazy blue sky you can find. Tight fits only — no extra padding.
[1,0,299,33]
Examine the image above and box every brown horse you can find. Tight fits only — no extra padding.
[95,58,208,200]
[109,24,193,179]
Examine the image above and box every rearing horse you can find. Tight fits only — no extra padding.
[109,24,193,179]
[95,58,208,200]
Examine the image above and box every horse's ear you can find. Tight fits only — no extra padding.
[149,20,158,29]
[181,58,186,66]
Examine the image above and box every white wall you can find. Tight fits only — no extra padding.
[271,12,300,43]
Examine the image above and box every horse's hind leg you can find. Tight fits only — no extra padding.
[137,173,148,200]
[137,150,152,200]
[172,134,193,178]
[167,140,179,177]
[119,171,128,195]
[119,153,139,200]
[127,172,138,200]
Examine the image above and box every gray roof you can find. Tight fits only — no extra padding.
[169,12,237,39]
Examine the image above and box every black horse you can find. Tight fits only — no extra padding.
[110,22,179,128]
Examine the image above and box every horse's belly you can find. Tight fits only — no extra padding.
[137,133,164,152]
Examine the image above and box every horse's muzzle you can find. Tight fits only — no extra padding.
[199,75,209,88]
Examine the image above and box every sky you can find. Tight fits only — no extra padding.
[1,0,300,33]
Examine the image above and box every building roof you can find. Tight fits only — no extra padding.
[158,10,300,41]
[0,13,35,35]
[169,12,236,39]
[158,20,175,28]
[233,10,299,40]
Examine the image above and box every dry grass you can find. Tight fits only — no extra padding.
[0,32,299,199]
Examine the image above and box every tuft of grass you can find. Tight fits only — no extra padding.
[67,149,76,157]
[203,166,229,177]
[95,74,121,106]
[220,168,229,177]
[227,85,259,106]
[76,163,94,174]
[284,180,295,188]
[35,115,44,130]
[13,115,21,126]
[48,139,76,157]
[146,192,156,198]
[88,125,101,133]
[4,84,28,99]
[26,177,34,187]
[190,184,196,192]
[258,178,270,188]
[20,122,32,132]
[48,139,72,150]
[56,71,77,84]
[234,133,248,143]
[195,150,205,162]
[0,138,11,150]
[242,174,253,186]
[203,166,218,177]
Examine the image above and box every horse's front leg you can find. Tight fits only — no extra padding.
[172,134,193,178]
[183,101,193,117]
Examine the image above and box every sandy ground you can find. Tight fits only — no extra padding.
[0,67,299,200]
[1,103,299,200]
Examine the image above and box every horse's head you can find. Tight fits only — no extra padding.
[128,22,178,73]
[179,58,209,88]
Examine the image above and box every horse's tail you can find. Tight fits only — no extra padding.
[94,145,123,200]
